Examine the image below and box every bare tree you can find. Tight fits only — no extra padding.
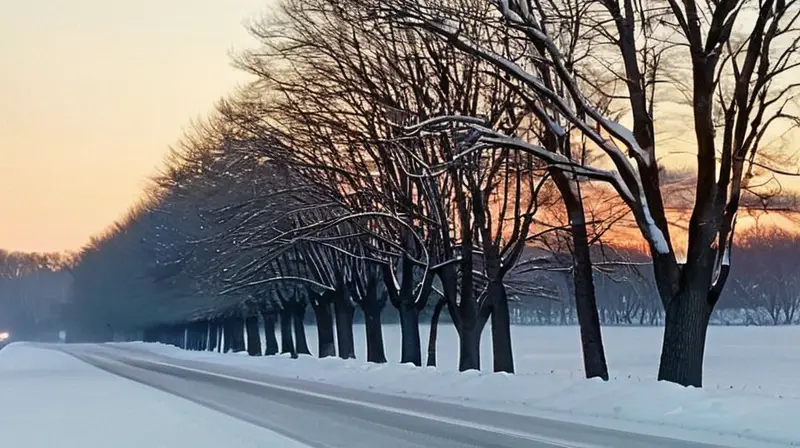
[371,0,800,386]
[727,227,800,324]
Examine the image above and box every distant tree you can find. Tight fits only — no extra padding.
[727,227,800,325]
[0,250,71,340]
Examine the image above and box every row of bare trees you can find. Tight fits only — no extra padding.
[528,228,800,327]
[63,0,800,388]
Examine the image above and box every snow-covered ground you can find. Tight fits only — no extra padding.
[129,324,800,447]
[0,343,307,448]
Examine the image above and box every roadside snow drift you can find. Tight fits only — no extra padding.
[128,324,800,447]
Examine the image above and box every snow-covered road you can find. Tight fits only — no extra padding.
[14,342,740,448]
[0,343,305,448]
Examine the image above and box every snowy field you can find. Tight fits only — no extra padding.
[0,344,307,448]
[130,324,800,447]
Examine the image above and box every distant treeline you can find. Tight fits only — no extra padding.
[0,250,71,340]
[0,223,797,344]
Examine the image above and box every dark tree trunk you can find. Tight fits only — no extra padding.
[398,303,422,366]
[167,325,184,349]
[186,321,207,351]
[311,294,336,358]
[191,322,200,350]
[222,320,233,353]
[207,321,219,352]
[334,295,356,359]
[458,320,482,372]
[216,323,223,352]
[245,316,262,356]
[363,309,386,363]
[292,302,311,355]
[383,255,431,367]
[261,311,279,356]
[426,297,447,367]
[572,227,610,380]
[489,282,514,373]
[233,318,247,352]
[549,170,609,380]
[658,290,713,387]
[184,325,194,350]
[357,285,387,364]
[565,185,609,380]
[198,321,209,351]
[225,318,246,353]
[279,308,296,357]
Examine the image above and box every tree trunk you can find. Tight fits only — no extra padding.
[198,321,209,351]
[658,290,713,387]
[311,297,336,358]
[292,302,311,356]
[458,321,481,372]
[568,204,610,381]
[334,295,356,359]
[180,326,188,349]
[170,326,184,349]
[426,297,447,367]
[186,321,207,351]
[551,171,609,380]
[261,311,279,356]
[225,318,246,353]
[222,320,232,353]
[363,309,387,363]
[183,325,193,350]
[357,285,387,364]
[207,321,217,351]
[279,308,296,357]
[489,282,514,373]
[245,316,262,356]
[397,302,422,366]
[216,323,223,352]
[190,325,199,351]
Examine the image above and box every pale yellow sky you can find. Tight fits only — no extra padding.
[1,2,796,254]
[0,0,267,253]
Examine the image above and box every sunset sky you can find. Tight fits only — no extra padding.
[0,1,267,253]
[1,2,797,255]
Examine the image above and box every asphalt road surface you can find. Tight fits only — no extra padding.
[52,344,733,448]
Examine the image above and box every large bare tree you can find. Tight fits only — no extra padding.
[368,0,800,385]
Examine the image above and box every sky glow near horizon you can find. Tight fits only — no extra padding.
[0,0,266,253]
[1,1,797,254]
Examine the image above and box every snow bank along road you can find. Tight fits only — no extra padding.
[29,342,739,448]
